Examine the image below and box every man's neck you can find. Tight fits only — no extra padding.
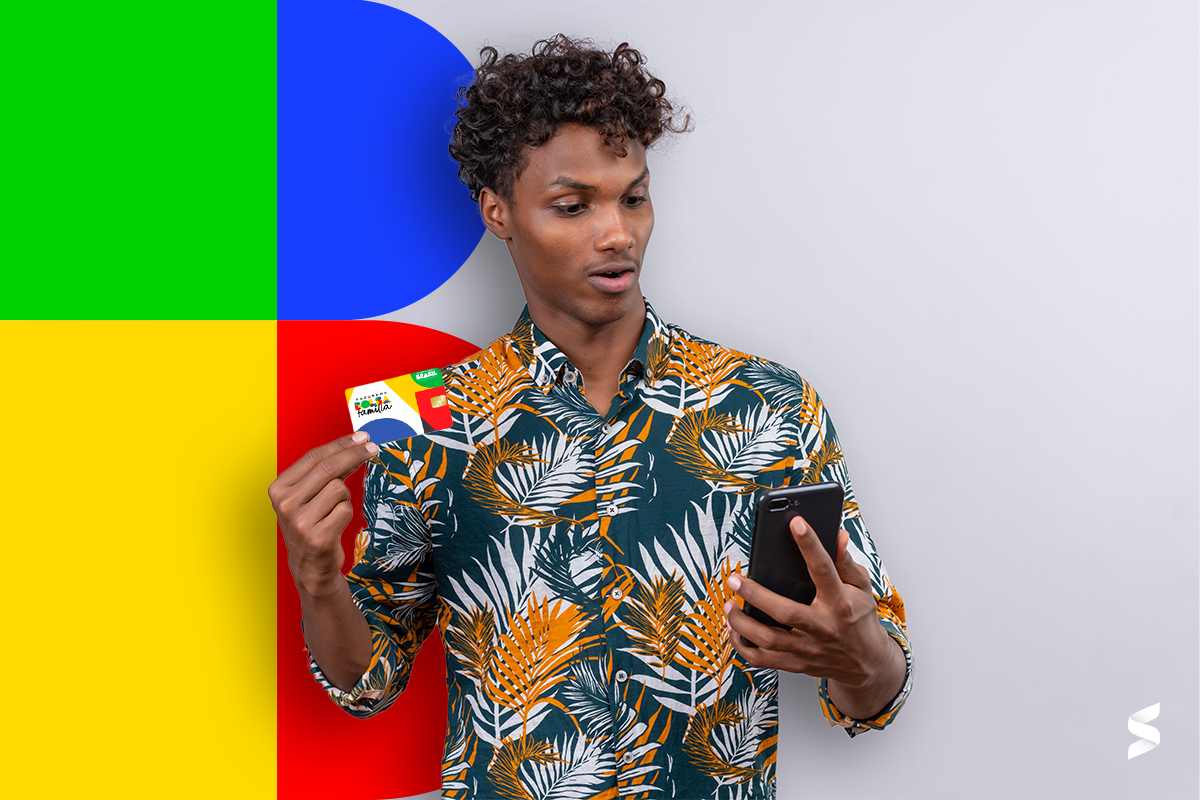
[529,296,646,417]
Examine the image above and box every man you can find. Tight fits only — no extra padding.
[271,35,911,799]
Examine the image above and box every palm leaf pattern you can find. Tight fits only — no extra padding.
[490,736,562,800]
[493,434,592,526]
[312,301,912,798]
[622,497,751,712]
[377,498,432,570]
[707,679,778,786]
[800,435,844,485]
[682,700,758,784]
[484,596,602,735]
[445,340,534,448]
[445,526,539,622]
[519,733,615,800]
[623,573,687,676]
[666,407,761,493]
[464,438,584,530]
[676,560,738,688]
[446,603,497,688]
[664,338,749,405]
[560,655,612,735]
[528,383,599,437]
[441,709,477,797]
[743,361,821,425]
[613,701,664,795]
[534,524,604,608]
[669,405,795,495]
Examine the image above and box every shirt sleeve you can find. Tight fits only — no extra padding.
[307,441,439,718]
[798,391,914,737]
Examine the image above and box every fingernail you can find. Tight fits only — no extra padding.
[724,599,734,615]
[727,574,741,592]
[365,442,379,456]
[352,431,369,443]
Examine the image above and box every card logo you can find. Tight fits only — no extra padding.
[353,394,393,417]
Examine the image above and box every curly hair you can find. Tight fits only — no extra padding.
[450,35,692,203]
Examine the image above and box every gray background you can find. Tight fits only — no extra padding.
[375,1,1200,798]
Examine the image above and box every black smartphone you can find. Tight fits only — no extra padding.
[742,482,844,643]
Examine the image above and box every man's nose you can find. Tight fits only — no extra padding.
[595,204,635,252]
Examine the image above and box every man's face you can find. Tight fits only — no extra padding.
[485,123,654,333]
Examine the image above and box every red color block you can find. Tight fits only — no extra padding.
[277,320,480,800]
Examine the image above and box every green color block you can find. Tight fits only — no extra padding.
[2,3,275,320]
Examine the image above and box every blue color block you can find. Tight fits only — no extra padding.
[279,1,484,319]
[360,417,419,444]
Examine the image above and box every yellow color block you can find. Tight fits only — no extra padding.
[0,322,276,798]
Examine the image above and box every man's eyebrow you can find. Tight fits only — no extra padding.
[625,168,650,192]
[547,168,651,193]
[548,176,596,191]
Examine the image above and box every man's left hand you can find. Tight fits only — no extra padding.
[724,516,904,718]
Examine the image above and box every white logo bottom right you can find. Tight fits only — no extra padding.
[1127,703,1161,760]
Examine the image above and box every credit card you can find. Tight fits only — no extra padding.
[345,367,452,443]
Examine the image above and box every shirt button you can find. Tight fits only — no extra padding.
[610,588,624,601]
[621,752,635,765]
[563,369,577,385]
[615,670,629,683]
[604,503,619,517]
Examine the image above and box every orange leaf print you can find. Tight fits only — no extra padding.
[485,597,601,734]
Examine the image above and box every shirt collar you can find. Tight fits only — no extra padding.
[510,299,674,394]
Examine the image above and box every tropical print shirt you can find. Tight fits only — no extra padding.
[311,301,912,800]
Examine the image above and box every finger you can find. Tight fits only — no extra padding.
[286,440,379,509]
[274,432,372,489]
[725,599,807,671]
[726,572,814,633]
[724,598,780,652]
[295,476,356,538]
[833,528,873,593]
[790,515,843,599]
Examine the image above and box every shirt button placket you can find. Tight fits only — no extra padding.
[594,401,639,777]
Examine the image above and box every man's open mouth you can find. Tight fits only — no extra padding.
[587,268,635,294]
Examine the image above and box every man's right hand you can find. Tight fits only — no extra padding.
[269,431,377,691]
[269,431,379,593]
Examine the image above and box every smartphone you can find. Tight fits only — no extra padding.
[742,482,844,642]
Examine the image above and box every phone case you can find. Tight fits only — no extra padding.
[743,482,845,635]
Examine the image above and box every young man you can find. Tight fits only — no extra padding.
[271,36,911,799]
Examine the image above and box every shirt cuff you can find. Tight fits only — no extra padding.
[817,619,913,738]
[306,609,400,718]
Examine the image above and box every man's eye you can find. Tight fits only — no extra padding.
[556,204,586,215]
[624,195,648,208]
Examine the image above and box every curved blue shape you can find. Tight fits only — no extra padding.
[360,417,419,445]
[279,1,484,319]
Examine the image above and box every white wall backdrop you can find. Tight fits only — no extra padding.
[378,2,1199,798]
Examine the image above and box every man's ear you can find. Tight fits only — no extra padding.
[478,187,511,240]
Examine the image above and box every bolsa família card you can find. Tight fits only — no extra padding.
[345,367,452,444]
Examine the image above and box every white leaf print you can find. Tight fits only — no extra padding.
[697,405,792,494]
[493,434,592,524]
[520,733,616,800]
